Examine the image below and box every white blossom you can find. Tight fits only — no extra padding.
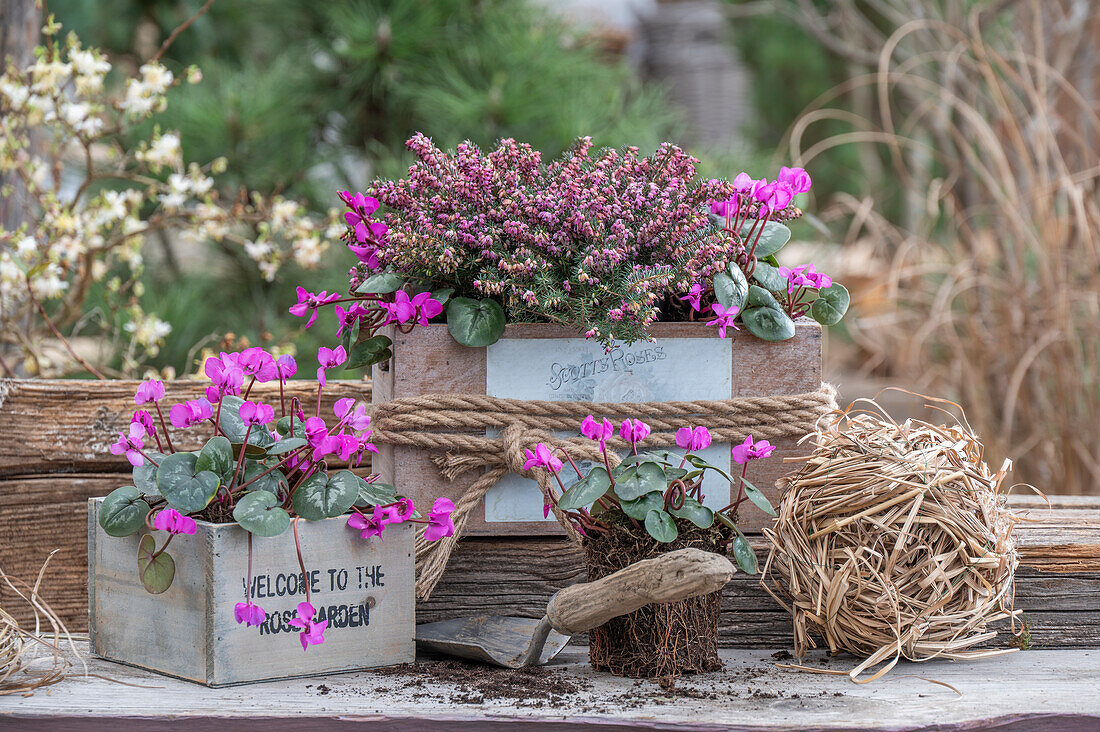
[139,132,181,168]
[30,262,68,299]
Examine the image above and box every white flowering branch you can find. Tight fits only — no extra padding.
[0,15,340,377]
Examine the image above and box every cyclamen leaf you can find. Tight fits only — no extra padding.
[99,486,150,537]
[196,436,234,480]
[746,284,780,310]
[619,492,664,520]
[670,498,715,528]
[266,437,307,456]
[712,269,747,311]
[137,534,175,594]
[751,222,792,258]
[156,452,220,513]
[558,467,611,511]
[739,477,776,517]
[742,306,796,341]
[644,509,678,543]
[132,453,165,497]
[810,282,850,326]
[276,416,306,439]
[751,261,787,293]
[355,478,398,507]
[242,462,289,499]
[731,527,759,574]
[345,335,393,370]
[233,490,291,537]
[446,297,506,348]
[354,271,404,294]
[292,470,359,520]
[613,461,666,502]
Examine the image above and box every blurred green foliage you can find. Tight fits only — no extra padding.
[51,0,681,374]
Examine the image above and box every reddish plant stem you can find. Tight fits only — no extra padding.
[228,424,253,491]
[153,402,175,453]
[244,533,254,604]
[150,532,174,561]
[243,375,256,400]
[136,448,161,468]
[231,445,310,495]
[292,518,311,605]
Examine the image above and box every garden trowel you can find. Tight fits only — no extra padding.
[415,547,736,668]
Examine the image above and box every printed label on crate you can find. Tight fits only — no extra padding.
[484,337,733,522]
[242,563,387,637]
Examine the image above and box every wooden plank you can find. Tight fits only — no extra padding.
[1,642,1098,731]
[0,379,371,477]
[374,321,823,536]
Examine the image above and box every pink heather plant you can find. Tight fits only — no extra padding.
[98,343,454,650]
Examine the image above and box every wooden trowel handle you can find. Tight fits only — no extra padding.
[545,547,735,635]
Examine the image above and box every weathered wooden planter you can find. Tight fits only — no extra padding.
[88,498,414,686]
[372,321,822,536]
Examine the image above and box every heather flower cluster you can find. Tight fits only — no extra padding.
[98,343,453,652]
[356,134,735,345]
[0,21,339,377]
[523,415,775,572]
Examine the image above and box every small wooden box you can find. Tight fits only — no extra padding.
[88,498,414,686]
[372,321,822,535]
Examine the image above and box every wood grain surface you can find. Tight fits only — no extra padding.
[1,642,1098,730]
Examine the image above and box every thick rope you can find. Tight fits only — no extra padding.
[373,384,838,599]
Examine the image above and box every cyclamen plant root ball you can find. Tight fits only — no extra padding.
[583,525,729,678]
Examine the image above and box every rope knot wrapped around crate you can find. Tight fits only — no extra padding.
[368,383,839,599]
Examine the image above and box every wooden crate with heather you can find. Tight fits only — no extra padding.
[89,361,456,686]
[287,134,849,639]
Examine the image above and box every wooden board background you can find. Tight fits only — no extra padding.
[373,321,823,536]
[2,379,1098,650]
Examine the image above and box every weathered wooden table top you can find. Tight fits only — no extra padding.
[2,642,1098,730]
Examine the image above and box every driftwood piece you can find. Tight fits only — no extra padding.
[2,641,1099,730]
[372,321,823,536]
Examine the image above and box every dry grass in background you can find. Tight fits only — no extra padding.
[781,0,1100,495]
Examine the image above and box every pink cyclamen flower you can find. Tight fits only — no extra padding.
[706,303,740,339]
[153,508,197,535]
[709,198,738,218]
[387,498,415,523]
[239,347,279,382]
[754,180,795,217]
[412,292,444,326]
[731,172,756,194]
[335,303,368,336]
[676,425,712,452]
[109,422,147,467]
[288,602,327,651]
[134,379,165,405]
[619,418,651,444]
[316,345,347,387]
[522,443,563,474]
[234,602,266,627]
[424,497,456,542]
[170,398,213,429]
[205,354,245,396]
[288,287,341,329]
[731,435,776,465]
[580,415,614,449]
[779,264,832,294]
[680,283,703,312]
[239,400,275,426]
[132,409,156,437]
[335,398,372,432]
[382,290,417,325]
[340,191,383,242]
[276,354,297,381]
[777,166,812,194]
[348,507,387,539]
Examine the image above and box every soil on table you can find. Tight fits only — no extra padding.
[584,522,733,679]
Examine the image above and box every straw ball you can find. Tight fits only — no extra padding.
[762,400,1022,680]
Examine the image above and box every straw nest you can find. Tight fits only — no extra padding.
[0,552,81,695]
[762,398,1023,681]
